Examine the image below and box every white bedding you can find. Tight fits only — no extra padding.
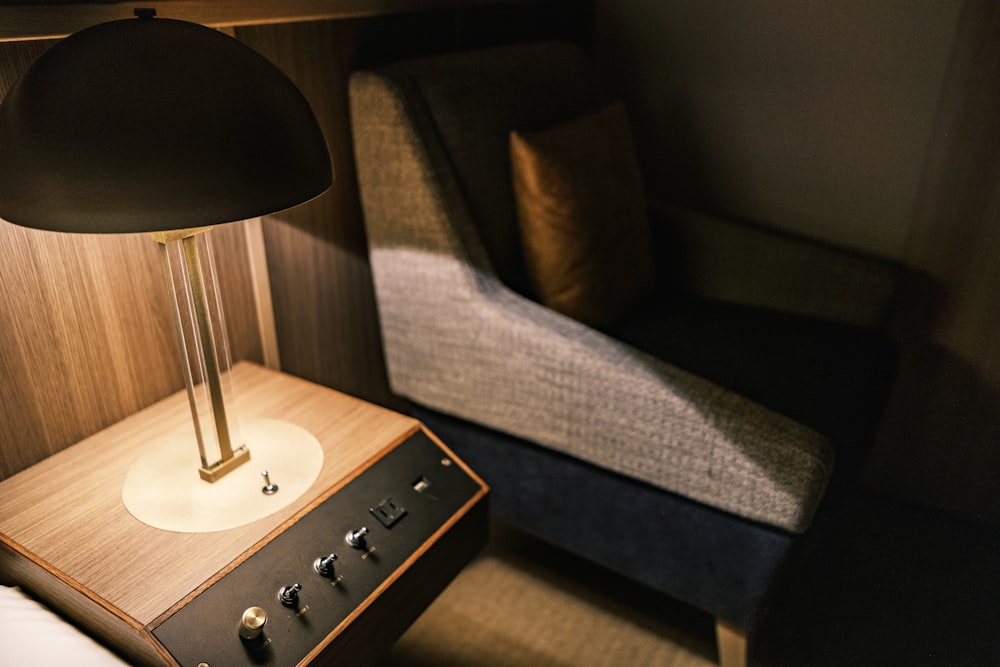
[0,586,130,666]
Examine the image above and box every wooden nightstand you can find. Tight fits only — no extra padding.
[0,363,489,666]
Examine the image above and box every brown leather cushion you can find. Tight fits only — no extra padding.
[510,101,653,329]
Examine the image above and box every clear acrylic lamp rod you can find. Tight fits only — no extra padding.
[152,226,250,482]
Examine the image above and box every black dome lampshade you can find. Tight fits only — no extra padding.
[0,11,333,232]
[0,12,334,529]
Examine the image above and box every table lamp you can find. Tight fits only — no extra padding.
[0,11,332,532]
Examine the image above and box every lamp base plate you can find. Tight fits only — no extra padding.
[122,418,323,533]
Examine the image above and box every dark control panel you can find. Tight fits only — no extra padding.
[152,430,482,667]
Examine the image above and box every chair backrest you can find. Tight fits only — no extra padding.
[353,42,607,296]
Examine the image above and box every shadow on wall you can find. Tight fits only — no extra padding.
[862,260,1000,527]
[867,335,1000,527]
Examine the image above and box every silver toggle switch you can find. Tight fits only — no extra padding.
[313,553,338,577]
[261,471,279,495]
[278,583,301,607]
[345,526,369,549]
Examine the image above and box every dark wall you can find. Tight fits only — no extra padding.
[589,1,962,260]
[588,0,1000,525]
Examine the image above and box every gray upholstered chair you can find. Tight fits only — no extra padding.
[349,42,897,666]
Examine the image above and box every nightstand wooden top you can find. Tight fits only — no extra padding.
[0,362,419,625]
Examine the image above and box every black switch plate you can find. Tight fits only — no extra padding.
[152,430,481,667]
[371,496,407,528]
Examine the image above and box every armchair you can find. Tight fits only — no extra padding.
[349,42,897,666]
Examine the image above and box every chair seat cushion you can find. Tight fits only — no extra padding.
[412,403,799,630]
[610,296,898,474]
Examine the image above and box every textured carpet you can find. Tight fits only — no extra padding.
[378,523,717,667]
[380,491,1000,667]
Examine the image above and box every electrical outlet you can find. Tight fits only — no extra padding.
[370,495,407,528]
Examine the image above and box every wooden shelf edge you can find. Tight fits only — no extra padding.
[0,0,554,42]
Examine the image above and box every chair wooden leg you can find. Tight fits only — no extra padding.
[715,618,749,667]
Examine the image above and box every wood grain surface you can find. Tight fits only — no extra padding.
[0,363,422,623]
[0,0,545,42]
[0,363,487,665]
[236,19,395,407]
[0,217,267,480]
[0,38,264,481]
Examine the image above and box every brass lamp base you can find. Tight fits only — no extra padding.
[198,444,251,482]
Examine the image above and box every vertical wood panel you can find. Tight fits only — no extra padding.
[0,223,266,481]
[235,20,394,407]
[211,221,267,367]
[243,217,282,369]
[0,39,265,480]
[0,225,175,477]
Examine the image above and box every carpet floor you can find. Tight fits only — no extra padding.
[378,523,717,667]
[379,489,999,667]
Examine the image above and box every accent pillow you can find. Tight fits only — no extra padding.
[510,101,653,329]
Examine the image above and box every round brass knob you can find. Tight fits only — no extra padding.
[238,606,267,640]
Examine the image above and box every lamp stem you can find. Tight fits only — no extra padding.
[153,227,250,482]
[181,232,235,462]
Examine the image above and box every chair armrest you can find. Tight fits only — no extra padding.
[372,246,831,533]
[651,204,899,328]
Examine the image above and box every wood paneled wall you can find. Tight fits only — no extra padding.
[0,16,395,481]
[232,3,585,407]
[0,220,266,481]
[0,40,271,480]
[0,2,582,482]
[235,20,393,408]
